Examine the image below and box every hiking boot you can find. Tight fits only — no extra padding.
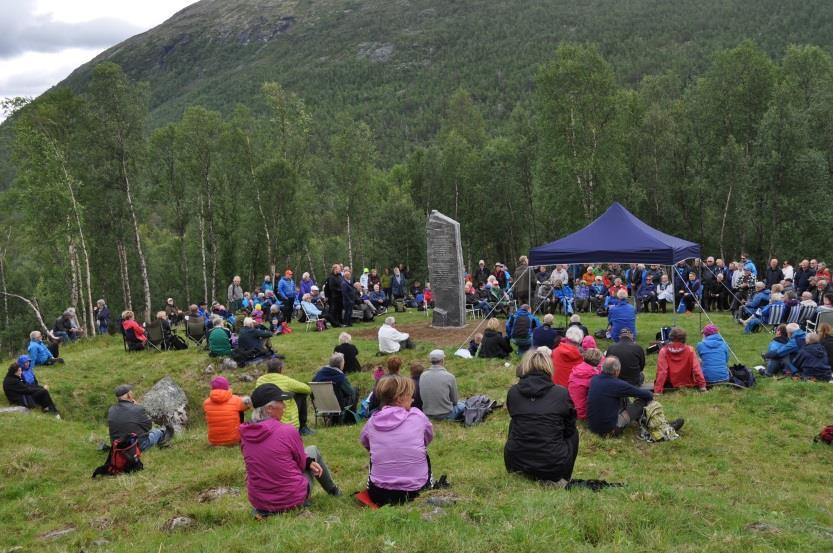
[299,426,316,436]
[670,418,685,432]
[158,424,175,448]
[56,357,65,364]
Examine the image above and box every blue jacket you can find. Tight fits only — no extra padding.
[607,300,636,342]
[590,283,607,297]
[552,286,573,301]
[747,289,771,311]
[277,277,296,302]
[532,325,558,349]
[369,290,386,303]
[682,278,701,296]
[17,355,37,385]
[696,334,731,383]
[27,341,53,368]
[574,284,590,300]
[506,308,540,340]
[586,373,653,435]
[391,275,407,298]
[299,279,315,297]
[636,282,657,301]
[261,280,274,293]
[793,343,831,381]
[766,329,807,373]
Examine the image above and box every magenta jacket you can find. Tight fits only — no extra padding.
[360,406,433,491]
[567,361,601,420]
[239,418,309,512]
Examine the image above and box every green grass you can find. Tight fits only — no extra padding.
[2,311,832,552]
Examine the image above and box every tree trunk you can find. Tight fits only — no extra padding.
[204,181,217,305]
[346,213,354,270]
[180,234,190,305]
[68,240,80,311]
[117,239,133,311]
[121,157,152,322]
[305,248,317,283]
[1,292,50,334]
[245,135,275,273]
[719,182,734,261]
[198,194,209,304]
[0,253,7,354]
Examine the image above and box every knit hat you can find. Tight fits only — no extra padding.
[702,324,719,337]
[210,376,230,390]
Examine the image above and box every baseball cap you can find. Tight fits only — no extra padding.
[114,384,132,397]
[251,383,293,408]
[429,349,445,362]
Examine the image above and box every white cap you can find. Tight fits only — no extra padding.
[429,349,445,362]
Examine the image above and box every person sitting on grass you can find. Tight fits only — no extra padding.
[207,316,233,358]
[334,332,361,373]
[378,317,414,354]
[607,289,636,342]
[792,332,832,382]
[506,304,540,355]
[654,327,707,393]
[567,348,603,420]
[420,350,466,421]
[240,383,341,518]
[27,330,64,368]
[695,324,731,385]
[203,376,251,446]
[605,328,645,386]
[587,357,684,437]
[108,384,173,451]
[360,375,434,506]
[762,322,806,377]
[551,326,584,387]
[760,324,789,376]
[479,317,513,359]
[236,317,274,362]
[504,349,579,485]
[532,314,558,350]
[568,314,589,338]
[819,323,833,371]
[312,352,359,417]
[256,358,315,436]
[3,362,61,418]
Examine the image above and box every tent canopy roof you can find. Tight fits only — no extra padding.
[528,202,700,266]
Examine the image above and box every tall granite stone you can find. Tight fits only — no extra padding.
[426,210,466,327]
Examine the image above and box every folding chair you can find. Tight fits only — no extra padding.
[783,304,802,325]
[797,305,817,330]
[301,304,320,332]
[144,320,165,352]
[122,327,145,352]
[185,316,207,348]
[309,381,350,426]
[465,304,480,320]
[760,304,786,333]
[806,310,833,333]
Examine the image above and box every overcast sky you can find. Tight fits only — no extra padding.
[0,0,196,105]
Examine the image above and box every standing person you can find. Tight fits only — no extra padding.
[506,304,540,355]
[203,376,251,446]
[240,384,341,517]
[324,264,344,327]
[360,375,434,506]
[340,267,356,327]
[765,259,784,289]
[334,332,361,373]
[390,267,407,303]
[299,272,315,297]
[277,270,297,323]
[795,260,814,294]
[654,327,707,393]
[504,349,579,484]
[227,276,244,312]
[419,350,465,421]
[256,358,315,435]
[513,256,532,306]
[108,384,173,451]
[261,275,274,293]
[606,328,646,386]
[381,267,392,300]
[94,299,111,334]
[473,260,491,287]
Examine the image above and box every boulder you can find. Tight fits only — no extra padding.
[142,376,188,432]
[0,406,29,415]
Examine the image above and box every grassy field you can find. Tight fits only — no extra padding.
[2,310,832,552]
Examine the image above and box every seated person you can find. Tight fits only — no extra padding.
[532,314,558,349]
[605,278,628,309]
[423,283,434,309]
[164,298,182,325]
[486,276,511,316]
[334,332,361,373]
[268,304,285,333]
[369,284,387,312]
[236,317,273,361]
[505,349,579,483]
[607,290,636,342]
[240,384,341,517]
[378,317,413,354]
[156,311,186,350]
[587,357,683,436]
[203,376,251,446]
[820,323,833,371]
[354,282,377,319]
[52,310,79,343]
[506,304,540,355]
[743,291,785,333]
[656,274,674,313]
[567,348,603,420]
[312,352,359,414]
[207,316,233,357]
[589,277,608,312]
[15,355,37,386]
[792,333,832,381]
[360,375,434,506]
[677,272,701,312]
[3,362,61,418]
[567,314,589,338]
[479,318,513,359]
[551,326,584,387]
[761,324,790,376]
[605,328,645,386]
[573,281,591,313]
[636,275,658,313]
[763,322,806,376]
[27,330,63,367]
[465,281,491,317]
[737,282,770,320]
[256,358,315,435]
[419,350,466,421]
[695,324,731,384]
[121,310,147,349]
[550,280,574,315]
[654,327,707,393]
[108,384,173,450]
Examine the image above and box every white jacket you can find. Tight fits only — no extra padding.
[378,324,410,353]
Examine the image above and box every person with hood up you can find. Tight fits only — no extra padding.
[695,325,731,384]
[763,322,806,376]
[506,304,540,355]
[551,326,584,387]
[360,375,433,506]
[504,349,579,483]
[567,348,603,420]
[654,327,707,393]
[3,363,61,418]
[15,355,37,386]
[277,270,297,323]
[203,376,251,445]
[240,383,341,517]
[792,332,831,381]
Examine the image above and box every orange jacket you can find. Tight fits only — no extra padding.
[203,389,248,445]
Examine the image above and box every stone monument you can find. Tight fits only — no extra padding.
[426,210,466,327]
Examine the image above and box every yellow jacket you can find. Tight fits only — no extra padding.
[255,373,311,428]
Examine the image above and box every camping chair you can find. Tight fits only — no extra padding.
[144,320,165,352]
[783,304,802,325]
[309,381,354,426]
[806,310,833,333]
[185,316,207,348]
[465,303,480,320]
[122,327,145,352]
[301,303,320,332]
[797,304,817,329]
[759,304,787,333]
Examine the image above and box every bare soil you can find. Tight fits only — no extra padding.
[351,320,484,348]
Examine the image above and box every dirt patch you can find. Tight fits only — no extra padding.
[351,321,480,348]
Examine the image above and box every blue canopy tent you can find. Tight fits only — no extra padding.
[528,202,700,266]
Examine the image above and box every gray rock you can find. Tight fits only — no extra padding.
[0,406,29,414]
[222,358,238,371]
[203,365,214,374]
[141,376,188,432]
[427,211,466,327]
[197,486,240,503]
[161,516,195,532]
[357,42,394,63]
[426,494,460,507]
[238,374,255,383]
[92,539,111,546]
[41,526,76,540]
[422,507,444,521]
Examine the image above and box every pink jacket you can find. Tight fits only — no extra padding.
[567,361,601,419]
[239,418,309,512]
[360,406,433,491]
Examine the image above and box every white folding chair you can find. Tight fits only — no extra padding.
[807,310,833,333]
[301,304,320,332]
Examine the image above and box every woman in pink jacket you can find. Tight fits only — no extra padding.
[360,375,434,506]
[567,348,603,420]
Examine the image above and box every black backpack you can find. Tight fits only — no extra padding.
[510,313,532,339]
[729,364,756,388]
[92,433,143,478]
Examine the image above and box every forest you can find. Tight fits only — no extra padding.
[1,40,833,354]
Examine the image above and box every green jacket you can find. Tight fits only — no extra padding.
[208,327,232,357]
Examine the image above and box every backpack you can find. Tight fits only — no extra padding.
[463,395,496,426]
[510,313,532,339]
[92,433,143,478]
[814,425,833,444]
[729,364,756,388]
[316,319,327,332]
[394,299,406,313]
[638,401,679,443]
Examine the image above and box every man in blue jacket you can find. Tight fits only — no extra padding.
[27,331,63,368]
[277,270,297,323]
[312,352,358,414]
[763,323,806,376]
[506,304,541,355]
[738,282,770,320]
[607,290,636,342]
[636,275,658,313]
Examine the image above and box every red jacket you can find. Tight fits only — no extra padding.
[654,343,706,393]
[552,340,583,388]
[567,361,600,419]
[122,319,146,342]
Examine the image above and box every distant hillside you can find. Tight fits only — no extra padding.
[2,0,832,184]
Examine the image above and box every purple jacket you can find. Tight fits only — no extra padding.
[360,406,433,491]
[239,418,309,512]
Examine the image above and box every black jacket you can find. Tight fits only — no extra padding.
[795,268,814,292]
[504,373,578,480]
[532,325,558,349]
[324,273,343,301]
[334,343,361,373]
[107,400,152,443]
[821,336,833,373]
[765,268,784,288]
[237,326,272,353]
[341,279,357,306]
[3,373,39,406]
[479,329,512,358]
[606,339,646,386]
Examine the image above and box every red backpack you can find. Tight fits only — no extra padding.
[92,433,143,478]
[814,426,833,445]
